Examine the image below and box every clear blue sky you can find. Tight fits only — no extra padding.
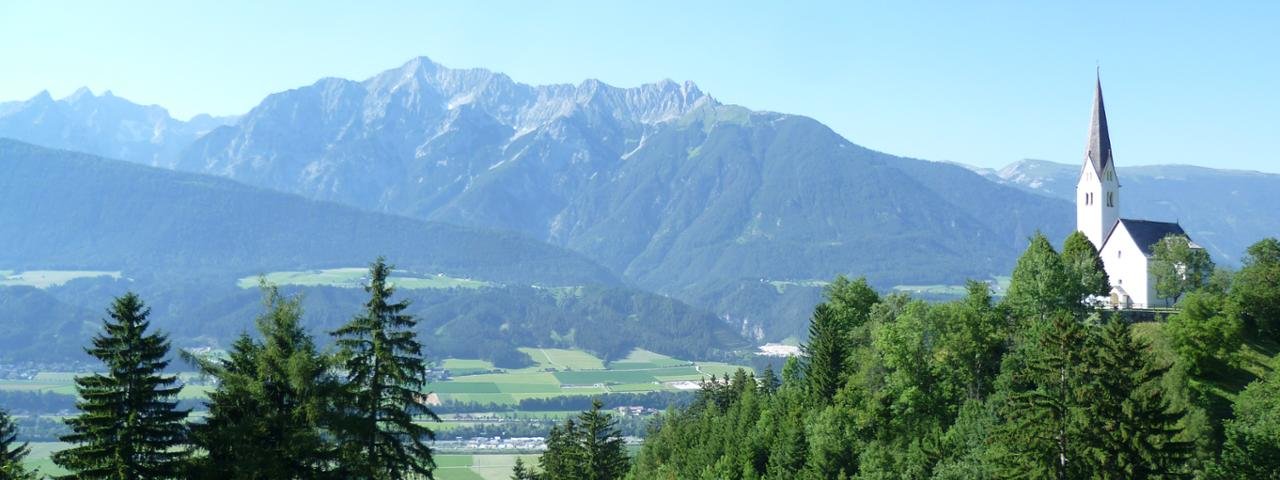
[1,1,1276,172]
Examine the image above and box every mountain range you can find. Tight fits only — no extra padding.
[1,56,1275,341]
[0,139,745,363]
[979,159,1280,265]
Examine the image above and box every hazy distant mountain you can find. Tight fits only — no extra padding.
[0,88,235,167]
[0,138,614,285]
[0,140,745,363]
[175,57,1072,337]
[983,159,1280,264]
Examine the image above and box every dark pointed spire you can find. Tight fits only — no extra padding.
[1085,72,1113,175]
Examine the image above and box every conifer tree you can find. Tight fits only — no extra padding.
[509,458,538,480]
[52,293,188,480]
[538,399,629,480]
[188,285,342,479]
[995,310,1090,479]
[1082,318,1190,478]
[331,258,438,479]
[802,303,848,404]
[0,407,34,480]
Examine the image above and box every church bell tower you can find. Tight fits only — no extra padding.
[1076,75,1120,248]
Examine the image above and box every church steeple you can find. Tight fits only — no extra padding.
[1076,73,1121,249]
[1085,72,1113,177]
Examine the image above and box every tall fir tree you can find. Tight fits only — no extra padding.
[802,303,849,404]
[994,310,1090,480]
[187,285,342,479]
[509,458,538,480]
[1,407,34,480]
[331,258,438,479]
[1082,318,1190,479]
[537,399,629,480]
[52,293,188,480]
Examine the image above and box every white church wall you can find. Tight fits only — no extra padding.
[1099,222,1152,308]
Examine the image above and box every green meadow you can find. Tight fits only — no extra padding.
[237,267,493,290]
[0,270,121,289]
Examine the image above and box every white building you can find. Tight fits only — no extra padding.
[1076,76,1195,309]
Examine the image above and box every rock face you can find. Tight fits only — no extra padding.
[0,87,234,167]
[173,57,1073,337]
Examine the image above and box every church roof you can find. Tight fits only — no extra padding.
[1083,75,1113,176]
[1107,218,1188,256]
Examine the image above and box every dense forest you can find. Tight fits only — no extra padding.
[3,235,1279,479]
[619,233,1280,479]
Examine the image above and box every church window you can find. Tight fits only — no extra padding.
[1117,249,1122,259]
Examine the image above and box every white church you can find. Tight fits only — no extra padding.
[1075,77,1196,309]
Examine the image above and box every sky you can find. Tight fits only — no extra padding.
[1,1,1276,172]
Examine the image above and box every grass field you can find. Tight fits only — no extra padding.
[237,268,493,290]
[435,454,540,480]
[607,349,689,370]
[18,446,533,480]
[21,442,69,477]
[517,348,606,370]
[0,270,121,289]
[431,348,751,403]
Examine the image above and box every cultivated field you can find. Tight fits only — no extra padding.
[237,267,493,290]
[430,348,750,405]
[434,454,541,480]
[0,270,121,289]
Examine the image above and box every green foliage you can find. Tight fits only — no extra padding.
[509,458,537,480]
[1230,237,1280,339]
[1166,291,1243,373]
[331,259,439,479]
[1150,234,1214,305]
[1004,233,1074,323]
[802,304,849,404]
[1205,357,1280,479]
[993,311,1091,479]
[535,399,628,480]
[1082,318,1191,478]
[52,293,189,479]
[0,407,34,479]
[1061,230,1111,305]
[186,284,344,479]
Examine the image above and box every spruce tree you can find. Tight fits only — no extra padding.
[509,458,539,480]
[331,258,438,479]
[0,407,34,480]
[995,310,1090,479]
[188,285,342,479]
[1083,318,1189,479]
[52,293,188,480]
[537,400,629,480]
[577,399,629,480]
[802,303,848,403]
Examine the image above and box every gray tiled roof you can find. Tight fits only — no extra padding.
[1109,218,1188,256]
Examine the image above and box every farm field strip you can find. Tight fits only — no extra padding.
[237,267,493,290]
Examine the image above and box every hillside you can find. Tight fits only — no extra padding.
[0,140,747,362]
[174,57,1074,337]
[0,138,615,285]
[982,159,1280,264]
